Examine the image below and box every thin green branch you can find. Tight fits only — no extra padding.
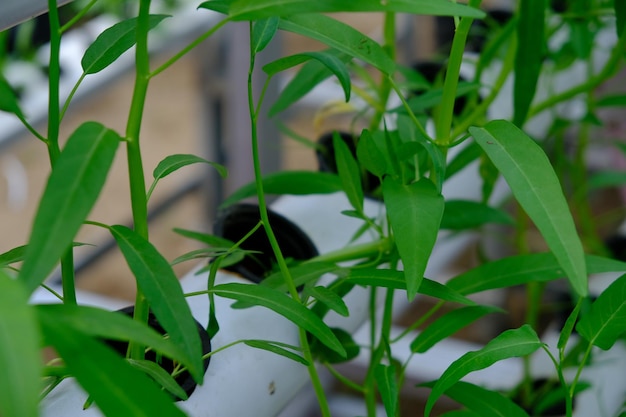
[60,0,99,33]
[149,17,231,78]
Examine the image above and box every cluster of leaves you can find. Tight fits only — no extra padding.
[2,0,626,417]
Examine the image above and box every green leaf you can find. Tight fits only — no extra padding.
[261,262,339,292]
[576,273,626,350]
[279,14,396,75]
[20,122,121,293]
[209,282,346,357]
[447,253,625,296]
[243,340,309,365]
[148,154,226,200]
[173,228,235,247]
[356,129,387,178]
[220,171,343,207]
[310,327,360,364]
[513,0,546,125]
[41,320,187,417]
[0,272,41,417]
[198,0,232,14]
[127,359,188,400]
[410,306,503,354]
[470,121,587,297]
[0,245,26,267]
[81,15,169,74]
[0,75,23,117]
[424,325,543,417]
[438,411,481,417]
[383,177,444,300]
[252,17,280,53]
[152,154,227,182]
[307,286,349,317]
[441,200,514,231]
[333,132,364,213]
[110,225,203,382]
[435,381,530,417]
[36,304,192,366]
[345,268,476,306]
[269,49,352,116]
[375,364,398,417]
[263,51,351,102]
[228,0,485,20]
[596,94,626,107]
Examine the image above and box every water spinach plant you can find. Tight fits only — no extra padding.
[1,0,626,417]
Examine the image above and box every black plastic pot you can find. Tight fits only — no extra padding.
[213,203,319,283]
[107,306,212,401]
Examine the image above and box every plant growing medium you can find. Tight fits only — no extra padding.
[2,0,626,416]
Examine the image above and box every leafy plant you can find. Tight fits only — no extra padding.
[2,0,626,416]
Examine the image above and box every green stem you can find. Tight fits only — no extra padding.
[542,345,574,417]
[435,0,482,146]
[126,0,153,361]
[368,12,396,131]
[47,0,77,305]
[325,364,365,393]
[246,23,331,417]
[450,34,516,139]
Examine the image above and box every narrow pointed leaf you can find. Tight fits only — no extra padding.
[333,132,363,213]
[252,17,280,53]
[148,154,226,200]
[0,76,23,117]
[153,154,227,182]
[270,49,351,116]
[263,51,351,102]
[383,177,444,299]
[228,0,485,20]
[36,304,192,366]
[41,321,187,417]
[357,129,388,178]
[209,282,346,357]
[470,121,587,296]
[243,340,309,365]
[20,122,120,293]
[198,0,232,14]
[0,245,26,267]
[513,0,546,125]
[411,306,503,353]
[307,286,349,317]
[0,272,40,417]
[375,364,399,417]
[346,269,476,306]
[576,273,626,350]
[447,253,624,296]
[82,15,169,74]
[220,171,343,207]
[110,225,203,382]
[279,14,396,75]
[430,380,530,417]
[127,359,188,400]
[441,200,514,231]
[261,262,339,292]
[424,325,542,417]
